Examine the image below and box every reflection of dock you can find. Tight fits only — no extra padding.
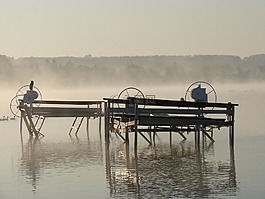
[20,133,104,192]
[105,138,237,198]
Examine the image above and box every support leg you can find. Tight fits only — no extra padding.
[75,117,84,136]
[69,117,78,135]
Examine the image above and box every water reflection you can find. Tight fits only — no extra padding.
[19,130,237,198]
[105,137,237,198]
[20,134,104,192]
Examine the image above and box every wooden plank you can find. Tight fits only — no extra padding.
[137,115,228,126]
[32,107,101,113]
[31,107,102,117]
[110,107,229,115]
[31,112,103,118]
[33,100,103,105]
[137,126,196,132]
[129,97,239,108]
[104,97,238,108]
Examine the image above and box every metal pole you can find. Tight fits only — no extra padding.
[231,106,235,148]
[69,117,78,135]
[169,129,172,146]
[86,105,90,138]
[134,102,138,149]
[99,102,102,134]
[75,117,84,136]
[20,111,23,136]
[105,101,110,144]
[125,127,129,145]
[86,117,90,139]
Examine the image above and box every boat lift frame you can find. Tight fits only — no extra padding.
[104,97,238,147]
[19,100,104,137]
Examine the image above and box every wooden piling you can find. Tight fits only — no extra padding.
[105,101,110,144]
[134,102,138,149]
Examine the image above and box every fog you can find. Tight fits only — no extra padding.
[1,54,265,89]
[1,54,265,134]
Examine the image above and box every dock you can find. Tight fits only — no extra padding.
[19,99,103,137]
[11,81,238,147]
[104,97,238,147]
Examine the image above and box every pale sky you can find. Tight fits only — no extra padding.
[0,0,264,58]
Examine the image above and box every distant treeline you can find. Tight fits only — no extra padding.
[1,54,265,88]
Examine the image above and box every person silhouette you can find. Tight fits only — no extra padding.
[29,80,34,90]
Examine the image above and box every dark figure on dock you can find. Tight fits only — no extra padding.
[30,81,34,90]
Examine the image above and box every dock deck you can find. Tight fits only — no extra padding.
[19,100,104,137]
[104,97,238,146]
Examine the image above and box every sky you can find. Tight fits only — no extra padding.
[0,0,265,58]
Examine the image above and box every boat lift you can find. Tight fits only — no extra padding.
[10,81,103,137]
[104,81,238,147]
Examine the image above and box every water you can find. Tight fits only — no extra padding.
[1,84,265,198]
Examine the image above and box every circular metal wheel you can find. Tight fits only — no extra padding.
[184,81,217,103]
[117,87,145,108]
[10,84,43,118]
[109,94,119,108]
[9,94,24,117]
[110,94,118,99]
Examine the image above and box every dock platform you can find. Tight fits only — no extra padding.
[104,97,238,146]
[19,100,104,137]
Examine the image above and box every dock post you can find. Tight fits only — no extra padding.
[153,127,156,146]
[105,129,112,189]
[148,126,152,144]
[105,101,110,144]
[20,111,23,136]
[86,117,90,138]
[197,126,200,146]
[134,102,138,149]
[125,126,129,145]
[195,127,197,142]
[195,125,200,149]
[169,126,172,143]
[134,142,140,195]
[228,103,235,148]
[69,117,78,135]
[125,127,130,170]
[231,105,235,147]
[87,105,90,137]
[99,102,102,137]
[229,140,236,187]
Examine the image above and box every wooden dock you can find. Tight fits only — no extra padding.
[19,100,104,137]
[13,82,238,147]
[104,97,238,147]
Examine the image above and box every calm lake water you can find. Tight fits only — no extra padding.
[1,83,265,198]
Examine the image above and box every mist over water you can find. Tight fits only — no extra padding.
[1,54,265,89]
[1,80,264,134]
